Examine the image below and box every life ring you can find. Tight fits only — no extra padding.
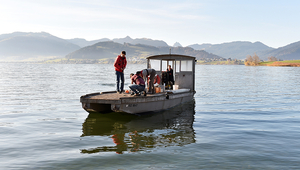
[153,75,161,84]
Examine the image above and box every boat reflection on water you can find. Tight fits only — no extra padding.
[80,100,196,154]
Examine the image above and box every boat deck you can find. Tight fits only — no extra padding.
[81,91,166,101]
[81,89,191,101]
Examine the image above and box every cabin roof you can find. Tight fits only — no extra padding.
[146,54,196,60]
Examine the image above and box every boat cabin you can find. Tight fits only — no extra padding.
[147,54,196,92]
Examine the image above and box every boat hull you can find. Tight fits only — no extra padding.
[81,91,195,114]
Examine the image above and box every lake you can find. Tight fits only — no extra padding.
[1,63,300,169]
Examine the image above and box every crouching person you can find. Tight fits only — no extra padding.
[141,68,156,94]
[129,72,146,96]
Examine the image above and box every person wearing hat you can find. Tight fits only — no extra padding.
[114,51,127,94]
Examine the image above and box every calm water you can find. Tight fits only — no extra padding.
[0,63,300,169]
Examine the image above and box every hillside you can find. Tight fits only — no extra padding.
[0,32,80,61]
[66,41,223,61]
[259,41,300,60]
[66,36,169,48]
[158,46,221,60]
[188,41,274,60]
[112,36,169,47]
[66,38,110,47]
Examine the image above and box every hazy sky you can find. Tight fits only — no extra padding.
[1,0,299,48]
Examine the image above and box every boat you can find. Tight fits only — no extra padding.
[80,54,196,114]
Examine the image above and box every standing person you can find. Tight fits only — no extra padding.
[166,65,174,85]
[129,72,146,96]
[114,51,127,94]
[141,68,156,94]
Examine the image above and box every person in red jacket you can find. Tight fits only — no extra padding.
[114,51,127,93]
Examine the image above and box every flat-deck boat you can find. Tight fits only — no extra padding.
[80,54,196,114]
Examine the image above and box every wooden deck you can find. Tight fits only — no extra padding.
[82,91,165,101]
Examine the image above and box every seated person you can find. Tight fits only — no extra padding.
[129,72,146,96]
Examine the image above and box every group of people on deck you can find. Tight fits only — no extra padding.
[113,51,173,96]
[130,68,156,96]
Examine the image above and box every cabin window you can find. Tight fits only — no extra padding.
[181,60,193,71]
[176,60,180,73]
[149,59,161,71]
[168,61,174,68]
[162,60,167,71]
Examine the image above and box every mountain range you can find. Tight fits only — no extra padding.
[111,36,169,47]
[66,38,110,48]
[66,41,222,61]
[1,31,300,61]
[0,32,80,61]
[66,36,169,48]
[188,41,274,60]
[259,41,300,60]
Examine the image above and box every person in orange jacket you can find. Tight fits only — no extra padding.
[114,51,127,94]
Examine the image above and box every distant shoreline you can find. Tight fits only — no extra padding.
[259,60,300,67]
[197,60,244,65]
[0,58,245,65]
[3,59,300,67]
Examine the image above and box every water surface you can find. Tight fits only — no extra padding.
[0,64,300,169]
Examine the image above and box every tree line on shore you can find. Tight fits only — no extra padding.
[245,54,278,66]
